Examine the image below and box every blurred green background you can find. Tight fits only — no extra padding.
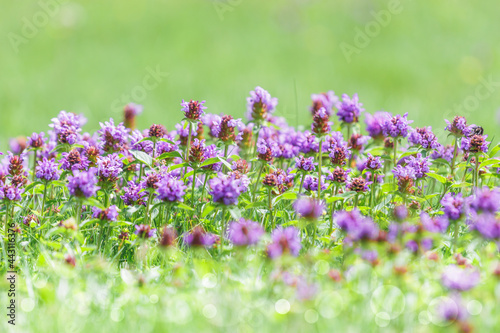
[1,0,499,148]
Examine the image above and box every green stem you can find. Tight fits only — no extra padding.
[318,139,323,199]
[268,188,274,231]
[392,138,398,191]
[298,172,306,195]
[145,190,154,225]
[220,208,227,256]
[4,202,10,240]
[450,138,459,177]
[32,150,37,182]
[184,122,193,176]
[452,221,459,253]
[329,185,338,235]
[252,162,264,201]
[41,182,48,223]
[191,167,197,207]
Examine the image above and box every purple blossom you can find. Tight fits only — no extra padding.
[431,144,454,162]
[266,226,301,258]
[296,131,319,154]
[98,118,129,153]
[49,111,84,145]
[134,224,156,239]
[311,107,331,135]
[334,209,378,241]
[310,91,338,115]
[437,295,468,322]
[364,153,383,170]
[392,165,416,179]
[382,112,413,138]
[92,205,119,222]
[441,193,466,221]
[470,186,500,213]
[209,172,249,205]
[157,176,187,202]
[0,184,24,201]
[327,167,350,184]
[293,196,325,220]
[420,213,449,233]
[346,177,371,193]
[335,93,364,124]
[35,158,61,181]
[257,138,280,162]
[130,130,153,154]
[181,99,207,121]
[441,265,480,291]
[246,86,278,121]
[97,153,123,182]
[210,115,244,142]
[121,181,147,206]
[295,156,316,172]
[61,149,90,171]
[27,132,46,149]
[461,134,489,153]
[67,169,100,198]
[406,153,431,179]
[473,213,500,239]
[303,175,327,192]
[408,126,440,149]
[445,116,470,137]
[365,112,391,139]
[228,218,264,246]
[184,226,216,248]
[157,133,180,156]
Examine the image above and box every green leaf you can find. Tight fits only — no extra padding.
[228,206,241,220]
[157,151,182,160]
[426,172,447,184]
[200,157,221,167]
[168,163,187,172]
[480,158,500,168]
[177,202,194,211]
[488,143,500,158]
[245,201,267,209]
[202,203,216,218]
[272,191,298,205]
[130,150,153,167]
[451,182,472,188]
[217,157,232,169]
[229,154,241,161]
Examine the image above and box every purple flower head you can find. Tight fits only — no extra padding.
[441,265,480,291]
[431,144,454,162]
[437,295,468,322]
[246,86,278,121]
[364,153,383,170]
[392,165,416,194]
[420,213,449,233]
[334,209,378,241]
[121,181,147,206]
[393,204,408,221]
[266,226,301,258]
[361,250,379,263]
[27,132,46,149]
[461,134,489,153]
[310,91,338,116]
[211,115,244,142]
[181,99,207,121]
[97,153,123,183]
[123,103,143,130]
[365,112,391,139]
[382,112,413,138]
[327,167,350,184]
[303,175,327,192]
[209,172,249,205]
[9,138,26,155]
[92,205,119,222]
[445,116,471,137]
[473,213,500,239]
[35,157,61,181]
[61,149,90,171]
[184,226,216,248]
[348,134,369,154]
[295,156,316,172]
[49,111,84,145]
[335,93,364,124]
[311,107,331,135]
[408,126,441,149]
[98,118,129,153]
[67,169,100,199]
[296,131,319,154]
[470,186,500,214]
[130,129,154,154]
[406,153,431,179]
[156,133,180,156]
[346,177,371,193]
[134,224,156,239]
[293,196,325,220]
[228,218,264,246]
[441,193,466,221]
[257,138,280,163]
[157,176,187,202]
[0,184,24,202]
[328,145,351,166]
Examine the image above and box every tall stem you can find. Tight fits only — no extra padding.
[252,162,264,201]
[4,202,10,240]
[450,138,459,177]
[268,188,274,231]
[184,122,193,176]
[32,151,37,182]
[145,190,154,225]
[298,172,306,195]
[318,139,323,199]
[452,221,459,253]
[191,168,197,207]
[392,138,398,190]
[41,182,48,223]
[220,208,227,256]
[329,185,338,235]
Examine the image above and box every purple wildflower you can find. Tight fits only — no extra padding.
[27,132,45,149]
[246,86,278,121]
[431,144,454,162]
[134,224,156,239]
[98,118,129,153]
[392,165,416,194]
[461,134,489,153]
[181,99,207,121]
[257,138,280,162]
[67,169,100,198]
[303,175,327,192]
[310,91,338,115]
[295,156,316,172]
[97,153,123,183]
[92,205,119,222]
[293,197,325,220]
[441,265,480,291]
[327,167,350,184]
[382,113,413,138]
[441,193,466,221]
[364,112,391,139]
[346,177,370,193]
[228,218,264,246]
[49,111,84,145]
[437,295,468,322]
[445,116,470,137]
[334,209,378,241]
[474,213,500,240]
[184,226,216,248]
[0,184,24,201]
[296,131,319,154]
[121,181,147,206]
[364,153,383,170]
[210,115,244,142]
[311,107,331,135]
[420,213,449,233]
[470,186,500,213]
[123,103,143,129]
[408,126,440,149]
[157,176,187,202]
[35,157,60,181]
[61,149,90,171]
[130,129,154,154]
[266,226,301,258]
[335,93,364,124]
[406,153,431,179]
[209,172,249,205]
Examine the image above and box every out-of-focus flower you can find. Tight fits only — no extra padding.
[157,176,187,202]
[228,218,264,246]
[303,175,327,192]
[441,193,466,221]
[293,196,325,220]
[134,224,156,239]
[184,226,216,248]
[310,91,338,116]
[441,265,480,291]
[334,209,378,241]
[473,213,500,240]
[437,295,468,322]
[159,227,177,248]
[266,226,301,258]
[420,213,449,233]
[123,103,143,130]
[92,205,119,222]
[365,112,391,139]
[209,172,249,205]
[470,186,500,214]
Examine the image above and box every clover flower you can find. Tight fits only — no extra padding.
[35,157,61,181]
[382,112,413,138]
[266,226,301,258]
[246,86,278,121]
[441,265,480,291]
[181,99,206,121]
[293,197,325,220]
[228,218,264,246]
[67,169,100,198]
[335,93,364,124]
[92,205,119,222]
[441,193,466,221]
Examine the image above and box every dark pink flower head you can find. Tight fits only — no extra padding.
[336,93,364,124]
[181,99,207,121]
[266,226,301,258]
[461,134,489,154]
[293,196,325,220]
[228,218,264,246]
[27,132,46,149]
[184,226,216,248]
[0,184,24,202]
[441,265,480,291]
[134,224,156,239]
